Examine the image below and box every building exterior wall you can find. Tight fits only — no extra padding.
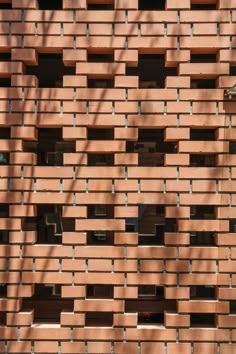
[0,0,236,353]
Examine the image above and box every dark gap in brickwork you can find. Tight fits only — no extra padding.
[0,312,6,325]
[0,130,10,164]
[23,284,73,323]
[190,232,215,246]
[86,285,114,299]
[190,205,215,219]
[0,53,11,61]
[88,153,114,166]
[190,154,216,167]
[0,2,12,9]
[190,286,215,299]
[139,0,165,10]
[87,128,114,140]
[191,79,216,89]
[230,66,236,76]
[38,0,62,10]
[24,128,75,166]
[85,312,113,326]
[126,67,138,76]
[0,78,11,87]
[26,54,75,88]
[88,53,114,63]
[87,3,114,10]
[88,78,114,88]
[138,313,164,325]
[191,53,217,63]
[87,231,114,245]
[190,128,216,141]
[139,55,177,88]
[229,220,236,233]
[230,301,236,314]
[88,205,114,218]
[0,284,7,297]
[230,142,236,153]
[23,204,75,243]
[191,3,216,10]
[190,313,215,327]
[138,285,164,299]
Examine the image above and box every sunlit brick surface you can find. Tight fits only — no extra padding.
[0,0,236,353]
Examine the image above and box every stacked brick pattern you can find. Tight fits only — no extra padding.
[1,0,236,353]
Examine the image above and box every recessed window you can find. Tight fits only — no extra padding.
[138,285,164,299]
[190,129,216,141]
[26,54,75,88]
[88,78,114,88]
[88,53,114,63]
[191,54,217,63]
[85,312,113,326]
[190,232,215,246]
[86,285,113,299]
[139,0,165,10]
[38,0,62,10]
[190,154,216,167]
[88,154,114,166]
[22,284,73,324]
[87,128,114,140]
[190,313,215,327]
[139,55,176,88]
[191,79,216,89]
[190,205,215,219]
[24,128,75,166]
[190,286,215,299]
[87,231,114,245]
[191,3,216,10]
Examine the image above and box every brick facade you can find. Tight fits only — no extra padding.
[0,0,236,353]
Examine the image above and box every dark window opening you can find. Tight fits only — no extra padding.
[191,79,216,89]
[138,312,164,325]
[88,154,114,166]
[0,312,6,325]
[139,0,165,10]
[190,232,215,246]
[0,204,9,217]
[0,231,9,244]
[88,205,114,219]
[190,313,215,327]
[0,284,7,297]
[139,152,165,166]
[26,54,75,88]
[0,204,9,243]
[230,66,236,76]
[87,3,114,10]
[23,204,75,244]
[22,284,73,324]
[190,286,215,299]
[190,205,215,219]
[126,224,136,232]
[87,128,114,140]
[0,78,11,87]
[88,53,114,63]
[0,53,11,61]
[38,0,63,10]
[191,3,216,10]
[230,301,236,314]
[126,67,138,76]
[87,231,114,245]
[86,285,113,299]
[85,312,113,326]
[230,219,236,233]
[139,55,176,88]
[125,299,176,313]
[88,78,114,88]
[191,53,217,63]
[0,128,10,139]
[229,143,236,154]
[24,128,75,166]
[190,154,216,167]
[138,285,164,299]
[0,152,9,165]
[190,129,216,141]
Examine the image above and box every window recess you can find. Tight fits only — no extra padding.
[138,0,165,10]
[138,54,176,88]
[26,54,75,88]
[87,231,114,245]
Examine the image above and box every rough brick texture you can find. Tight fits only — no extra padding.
[0,0,236,353]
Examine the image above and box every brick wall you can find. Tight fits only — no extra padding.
[0,0,236,353]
